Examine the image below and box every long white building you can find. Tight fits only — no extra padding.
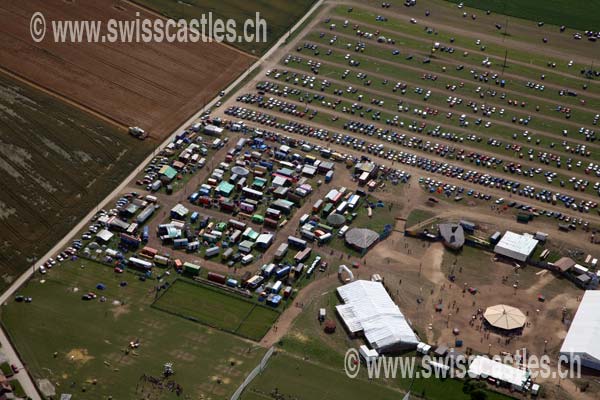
[560,291,600,371]
[336,280,419,353]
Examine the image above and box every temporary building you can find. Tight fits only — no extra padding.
[96,229,114,243]
[345,228,379,252]
[336,280,419,352]
[438,223,465,250]
[560,291,600,370]
[326,213,346,228]
[468,356,530,391]
[493,231,538,262]
[159,165,178,181]
[483,304,526,331]
[170,204,189,220]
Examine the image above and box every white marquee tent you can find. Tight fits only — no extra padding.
[560,291,600,371]
[336,280,419,352]
[493,231,539,262]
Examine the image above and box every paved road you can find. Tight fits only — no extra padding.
[0,2,325,398]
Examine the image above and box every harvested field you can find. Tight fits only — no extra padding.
[0,73,153,291]
[0,0,253,139]
[133,0,317,55]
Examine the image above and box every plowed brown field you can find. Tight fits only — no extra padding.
[0,0,253,139]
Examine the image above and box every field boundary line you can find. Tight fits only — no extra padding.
[0,67,129,132]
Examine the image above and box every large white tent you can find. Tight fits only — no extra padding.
[336,280,419,352]
[493,231,538,262]
[560,291,600,371]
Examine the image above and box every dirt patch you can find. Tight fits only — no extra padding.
[111,303,130,319]
[66,348,93,364]
[210,375,231,385]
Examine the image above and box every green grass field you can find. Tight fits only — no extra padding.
[0,74,153,293]
[446,0,600,30]
[153,279,279,341]
[1,259,266,399]
[132,0,316,55]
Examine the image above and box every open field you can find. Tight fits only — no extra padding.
[0,73,153,292]
[446,0,600,31]
[133,0,317,55]
[1,259,265,399]
[0,0,253,139]
[153,279,279,341]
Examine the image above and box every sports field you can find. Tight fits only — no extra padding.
[0,74,153,293]
[447,0,600,31]
[1,259,266,399]
[153,279,279,341]
[133,0,316,55]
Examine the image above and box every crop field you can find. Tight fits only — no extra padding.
[1,259,266,399]
[0,0,253,139]
[446,0,600,31]
[153,279,279,341]
[0,73,153,292]
[132,0,317,55]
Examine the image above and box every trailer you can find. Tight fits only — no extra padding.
[276,266,291,279]
[154,255,169,266]
[205,246,220,258]
[288,236,307,250]
[173,238,189,249]
[207,271,226,284]
[186,241,200,252]
[246,275,264,289]
[128,257,152,271]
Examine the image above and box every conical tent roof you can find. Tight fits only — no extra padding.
[483,304,526,330]
[327,213,345,227]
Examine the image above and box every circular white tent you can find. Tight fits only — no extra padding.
[483,304,526,331]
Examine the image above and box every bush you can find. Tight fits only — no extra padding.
[470,389,488,400]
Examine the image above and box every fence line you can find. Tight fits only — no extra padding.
[230,346,275,400]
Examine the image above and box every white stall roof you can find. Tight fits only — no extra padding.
[336,280,418,351]
[493,231,538,262]
[468,356,529,389]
